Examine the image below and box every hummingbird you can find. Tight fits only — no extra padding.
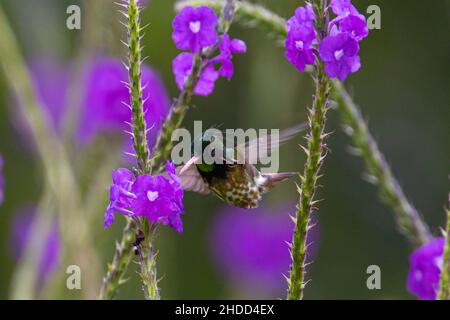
[177,124,306,209]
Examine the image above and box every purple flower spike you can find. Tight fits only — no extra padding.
[173,52,219,96]
[11,207,61,290]
[172,6,218,53]
[319,32,360,81]
[104,168,135,228]
[330,0,358,16]
[131,161,184,233]
[407,237,445,300]
[216,34,247,81]
[0,154,4,206]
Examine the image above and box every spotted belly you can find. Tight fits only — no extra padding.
[208,166,263,209]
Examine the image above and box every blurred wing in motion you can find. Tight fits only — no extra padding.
[243,122,307,164]
[176,159,210,195]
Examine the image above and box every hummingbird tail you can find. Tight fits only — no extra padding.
[261,172,298,191]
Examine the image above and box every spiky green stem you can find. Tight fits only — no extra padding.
[287,0,331,300]
[332,81,431,247]
[438,198,450,300]
[124,0,160,300]
[101,0,238,299]
[127,0,151,174]
[99,220,134,299]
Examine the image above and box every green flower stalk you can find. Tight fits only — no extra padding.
[438,198,450,300]
[122,0,159,300]
[101,0,238,299]
[99,220,134,299]
[332,81,431,247]
[287,0,331,300]
[126,0,151,174]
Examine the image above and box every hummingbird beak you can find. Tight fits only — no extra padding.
[179,156,200,175]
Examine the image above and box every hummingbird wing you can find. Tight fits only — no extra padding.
[242,122,307,165]
[176,158,210,195]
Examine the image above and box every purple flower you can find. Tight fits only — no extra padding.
[330,0,358,16]
[131,161,184,233]
[407,237,445,300]
[104,168,135,228]
[216,34,247,81]
[172,6,218,53]
[78,58,170,147]
[331,13,368,41]
[104,162,185,233]
[11,207,61,289]
[286,4,315,32]
[173,52,219,96]
[0,154,3,206]
[319,32,360,81]
[285,5,316,73]
[285,26,316,73]
[210,204,318,298]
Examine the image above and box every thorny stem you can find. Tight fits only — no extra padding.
[287,0,331,300]
[99,220,134,299]
[124,0,159,300]
[332,81,432,246]
[151,0,237,171]
[126,0,151,174]
[438,197,450,300]
[101,0,238,299]
[180,0,432,247]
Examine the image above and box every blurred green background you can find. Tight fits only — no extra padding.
[0,0,449,299]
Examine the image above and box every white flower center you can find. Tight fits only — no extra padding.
[334,49,345,61]
[295,40,304,50]
[147,191,159,202]
[189,21,201,34]
[414,270,423,281]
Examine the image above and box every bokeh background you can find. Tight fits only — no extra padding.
[0,0,449,299]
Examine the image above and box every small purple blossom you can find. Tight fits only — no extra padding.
[104,162,185,233]
[285,26,316,73]
[173,52,219,96]
[172,6,218,53]
[104,168,135,228]
[331,13,368,41]
[285,5,316,73]
[131,161,184,233]
[216,34,247,81]
[330,0,358,16]
[286,4,315,32]
[210,204,318,298]
[11,207,61,289]
[319,32,360,81]
[407,237,445,300]
[0,154,3,206]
